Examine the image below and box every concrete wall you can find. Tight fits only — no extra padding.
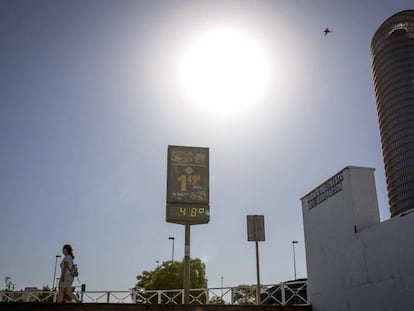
[301,166,414,311]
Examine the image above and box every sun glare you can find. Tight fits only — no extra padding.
[177,27,271,116]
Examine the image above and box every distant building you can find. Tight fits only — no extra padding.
[301,166,414,311]
[371,10,414,217]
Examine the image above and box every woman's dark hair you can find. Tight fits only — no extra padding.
[63,244,75,259]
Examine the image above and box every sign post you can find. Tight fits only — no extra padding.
[184,224,191,303]
[247,215,265,305]
[166,146,209,304]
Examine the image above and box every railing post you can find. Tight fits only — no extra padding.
[132,289,136,304]
[79,284,84,303]
[281,283,286,306]
[230,288,234,305]
[107,291,110,303]
[205,288,209,304]
[158,290,162,304]
[305,282,309,304]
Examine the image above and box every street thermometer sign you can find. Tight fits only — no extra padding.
[166,145,210,225]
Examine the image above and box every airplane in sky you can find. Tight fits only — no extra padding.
[324,28,332,36]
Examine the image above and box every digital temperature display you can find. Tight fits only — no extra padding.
[166,146,209,225]
[166,204,210,224]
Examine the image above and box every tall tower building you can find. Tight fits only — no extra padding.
[371,10,414,217]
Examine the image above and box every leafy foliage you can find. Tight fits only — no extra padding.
[134,258,207,290]
[4,277,15,291]
[1,277,21,302]
[233,285,256,305]
[209,296,226,304]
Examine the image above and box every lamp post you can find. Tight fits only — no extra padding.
[220,276,224,298]
[292,241,299,280]
[168,237,175,262]
[156,260,160,268]
[52,255,61,289]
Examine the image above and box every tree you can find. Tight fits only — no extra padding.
[4,277,15,291]
[2,277,20,302]
[133,259,207,304]
[134,258,207,290]
[233,285,256,305]
[209,296,226,304]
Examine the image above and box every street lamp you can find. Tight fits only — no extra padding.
[292,241,299,280]
[220,276,224,298]
[52,255,61,289]
[168,237,175,262]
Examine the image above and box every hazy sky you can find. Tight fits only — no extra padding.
[1,0,412,291]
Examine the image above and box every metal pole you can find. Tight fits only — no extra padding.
[169,237,175,263]
[221,276,224,298]
[255,240,261,305]
[292,241,298,280]
[172,238,175,262]
[184,225,191,304]
[81,284,86,303]
[52,255,61,289]
[293,243,296,280]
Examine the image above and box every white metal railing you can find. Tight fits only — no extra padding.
[0,280,308,305]
[0,290,56,303]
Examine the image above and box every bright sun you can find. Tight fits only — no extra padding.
[177,27,271,116]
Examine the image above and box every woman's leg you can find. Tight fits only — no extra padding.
[64,287,80,303]
[57,286,65,302]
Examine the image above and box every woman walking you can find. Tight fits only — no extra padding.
[57,244,80,303]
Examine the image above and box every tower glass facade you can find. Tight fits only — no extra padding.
[371,10,414,217]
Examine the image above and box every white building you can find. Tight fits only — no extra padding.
[301,166,414,311]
